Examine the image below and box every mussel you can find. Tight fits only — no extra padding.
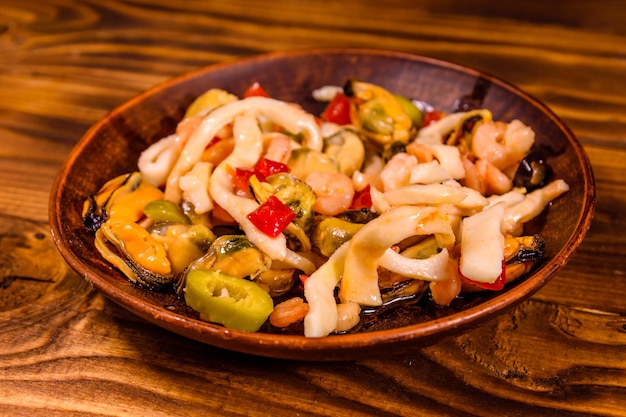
[184,88,238,118]
[323,128,366,176]
[95,218,175,291]
[444,109,492,153]
[149,223,215,276]
[361,237,439,315]
[507,234,545,262]
[361,270,429,315]
[249,172,317,251]
[186,235,272,280]
[178,234,297,297]
[462,234,546,292]
[86,172,216,291]
[343,79,416,145]
[311,216,364,257]
[82,172,164,232]
[513,148,553,192]
[287,147,339,180]
[255,268,298,297]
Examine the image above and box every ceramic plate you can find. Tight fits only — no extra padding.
[50,49,595,360]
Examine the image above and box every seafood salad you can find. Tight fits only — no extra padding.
[83,79,569,337]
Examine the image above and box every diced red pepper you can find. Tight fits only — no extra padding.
[232,168,254,197]
[247,195,296,238]
[350,185,372,210]
[243,82,270,98]
[459,259,506,291]
[298,273,309,284]
[254,157,290,182]
[321,92,352,125]
[421,110,445,127]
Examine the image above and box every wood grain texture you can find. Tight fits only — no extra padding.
[1,0,625,416]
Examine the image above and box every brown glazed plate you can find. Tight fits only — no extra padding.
[49,49,595,361]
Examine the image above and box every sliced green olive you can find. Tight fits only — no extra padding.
[184,269,273,332]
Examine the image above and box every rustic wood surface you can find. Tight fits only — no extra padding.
[1,1,625,416]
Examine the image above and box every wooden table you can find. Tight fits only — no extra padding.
[1,1,625,415]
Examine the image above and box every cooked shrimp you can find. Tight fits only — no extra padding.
[335,301,361,332]
[476,159,513,195]
[263,132,293,164]
[406,142,434,163]
[379,152,418,191]
[429,259,462,306]
[305,171,355,216]
[471,119,534,171]
[200,137,235,166]
[269,297,309,328]
[460,154,485,195]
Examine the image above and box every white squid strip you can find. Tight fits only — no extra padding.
[502,179,570,235]
[166,96,323,202]
[415,112,467,144]
[303,242,349,338]
[339,206,451,306]
[384,183,468,206]
[460,203,505,283]
[487,188,527,208]
[409,160,452,184]
[179,161,213,214]
[312,85,344,102]
[138,134,180,187]
[378,247,450,282]
[452,184,489,210]
[370,186,391,213]
[425,143,465,179]
[209,111,315,274]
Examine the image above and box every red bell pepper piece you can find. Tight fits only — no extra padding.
[232,168,254,197]
[243,82,270,98]
[459,259,506,291]
[247,195,296,238]
[298,273,309,284]
[321,92,352,125]
[350,185,372,210]
[421,110,445,127]
[254,157,290,182]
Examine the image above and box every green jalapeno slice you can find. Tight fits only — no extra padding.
[184,269,274,332]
